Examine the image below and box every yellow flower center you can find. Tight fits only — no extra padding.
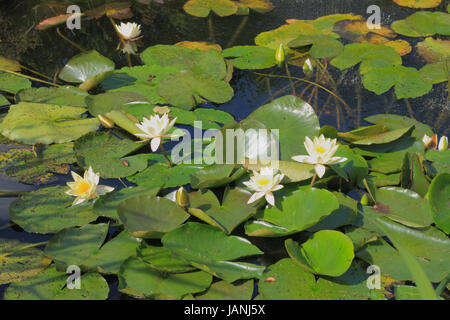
[257,178,271,186]
[75,181,91,195]
[315,146,327,154]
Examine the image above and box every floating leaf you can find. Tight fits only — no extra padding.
[86,91,148,116]
[0,72,31,94]
[196,280,254,300]
[86,1,132,19]
[329,145,368,184]
[138,244,196,273]
[350,126,412,145]
[333,19,396,42]
[4,266,109,300]
[162,222,264,282]
[0,56,21,72]
[420,61,449,85]
[417,37,450,63]
[0,94,9,106]
[392,12,450,37]
[82,230,141,274]
[222,46,277,69]
[118,195,189,238]
[183,0,237,17]
[428,173,450,234]
[0,102,99,145]
[242,159,315,183]
[9,186,98,234]
[176,41,222,52]
[0,239,52,285]
[74,131,148,179]
[44,223,109,267]
[17,86,88,107]
[188,187,257,234]
[260,188,339,234]
[35,13,84,31]
[118,257,212,299]
[393,0,442,8]
[365,114,433,139]
[285,230,354,277]
[288,35,344,59]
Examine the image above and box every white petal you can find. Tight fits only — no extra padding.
[71,171,83,182]
[292,155,313,163]
[327,156,348,164]
[271,184,284,191]
[72,197,87,206]
[151,137,161,152]
[315,164,326,178]
[247,192,265,204]
[265,192,275,206]
[96,185,115,196]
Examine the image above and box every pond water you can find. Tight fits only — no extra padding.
[0,0,448,299]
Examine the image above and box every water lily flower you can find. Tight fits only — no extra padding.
[243,167,284,206]
[438,136,448,151]
[118,41,139,55]
[66,166,114,206]
[292,135,347,178]
[422,134,433,149]
[115,22,142,41]
[135,113,180,152]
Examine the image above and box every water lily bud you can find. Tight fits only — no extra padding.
[360,193,369,206]
[98,115,115,128]
[275,43,285,67]
[176,186,189,207]
[303,58,314,77]
[438,136,448,151]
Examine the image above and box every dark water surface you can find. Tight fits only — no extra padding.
[0,0,448,299]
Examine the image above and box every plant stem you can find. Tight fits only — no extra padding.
[310,173,317,187]
[284,62,296,95]
[127,53,132,68]
[226,15,248,48]
[56,27,85,52]
[208,14,215,43]
[1,241,49,258]
[159,143,172,168]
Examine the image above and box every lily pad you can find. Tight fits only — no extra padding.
[333,19,396,43]
[0,239,52,285]
[0,56,21,72]
[428,173,450,234]
[393,0,442,8]
[74,131,148,179]
[222,46,277,69]
[86,91,148,116]
[82,230,142,274]
[190,164,246,189]
[247,95,320,161]
[183,0,237,17]
[242,159,315,183]
[350,126,412,145]
[420,62,449,85]
[118,195,189,238]
[17,86,89,107]
[4,266,109,300]
[260,188,339,234]
[329,145,368,184]
[417,38,450,63]
[44,223,109,267]
[9,186,98,234]
[288,35,344,59]
[137,244,196,273]
[93,186,160,220]
[373,187,432,228]
[196,280,254,300]
[59,50,115,85]
[162,222,264,282]
[187,187,257,234]
[0,72,31,94]
[285,230,354,277]
[0,94,9,106]
[365,114,433,139]
[0,102,99,145]
[118,257,212,299]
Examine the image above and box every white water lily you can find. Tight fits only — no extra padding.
[115,22,142,40]
[422,134,433,149]
[118,41,138,55]
[438,136,448,151]
[243,167,284,206]
[135,113,181,152]
[66,166,114,206]
[292,135,347,178]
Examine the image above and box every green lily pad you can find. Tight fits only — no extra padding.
[370,172,401,187]
[244,219,291,237]
[183,0,237,17]
[417,37,450,63]
[74,131,148,179]
[82,230,142,274]
[118,257,212,299]
[373,187,432,228]
[425,149,450,176]
[0,72,31,94]
[242,159,315,183]
[58,50,115,85]
[9,186,98,234]
[405,11,450,36]
[258,258,383,300]
[188,187,257,234]
[401,152,429,197]
[329,145,368,184]
[260,188,339,234]
[118,195,189,238]
[0,102,99,145]
[0,143,75,185]
[196,280,254,300]
[0,56,21,72]
[0,239,52,285]
[368,151,404,174]
[350,126,412,146]
[190,164,246,189]
[44,223,109,267]
[420,62,449,85]
[0,94,9,106]
[86,91,148,116]
[4,266,109,300]
[365,114,433,139]
[288,35,344,59]
[162,222,264,282]
[393,0,442,8]
[247,95,320,161]
[137,244,196,273]
[93,186,160,220]
[428,173,450,234]
[285,230,354,277]
[17,86,89,107]
[222,46,277,69]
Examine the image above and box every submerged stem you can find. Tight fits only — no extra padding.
[4,70,60,87]
[310,173,317,187]
[226,15,249,48]
[56,27,85,52]
[284,63,296,95]
[208,14,215,43]
[159,143,172,168]
[1,241,49,258]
